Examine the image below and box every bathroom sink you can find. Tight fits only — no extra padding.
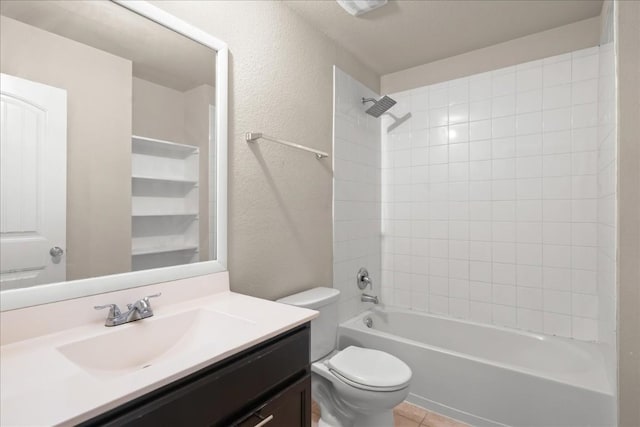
[57,309,256,378]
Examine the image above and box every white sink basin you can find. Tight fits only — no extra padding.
[57,309,256,378]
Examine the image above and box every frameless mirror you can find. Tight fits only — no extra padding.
[0,0,228,310]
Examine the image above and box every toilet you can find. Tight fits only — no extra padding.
[277,287,412,427]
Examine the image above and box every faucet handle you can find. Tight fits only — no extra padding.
[94,303,121,319]
[144,292,162,301]
[142,293,161,305]
[357,268,372,290]
[135,293,162,312]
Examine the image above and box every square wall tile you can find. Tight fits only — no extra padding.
[517,89,543,114]
[517,67,543,92]
[543,85,571,110]
[543,60,571,87]
[492,69,516,96]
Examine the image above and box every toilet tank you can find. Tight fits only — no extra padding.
[277,287,340,362]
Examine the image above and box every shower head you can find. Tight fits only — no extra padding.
[362,96,396,118]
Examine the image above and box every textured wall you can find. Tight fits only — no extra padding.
[382,17,600,94]
[333,67,381,321]
[617,0,640,425]
[152,1,379,300]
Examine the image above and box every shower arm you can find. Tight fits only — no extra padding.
[362,97,377,104]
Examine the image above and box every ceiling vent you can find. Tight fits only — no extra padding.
[336,0,388,17]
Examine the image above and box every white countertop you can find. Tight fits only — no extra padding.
[1,288,317,426]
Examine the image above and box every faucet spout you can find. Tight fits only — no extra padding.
[361,293,379,304]
[95,293,161,327]
[123,304,144,322]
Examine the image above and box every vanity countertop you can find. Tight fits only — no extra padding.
[0,288,317,426]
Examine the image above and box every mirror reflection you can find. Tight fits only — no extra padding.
[0,0,217,291]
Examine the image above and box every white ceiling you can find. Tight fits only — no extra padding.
[283,0,604,76]
[0,0,215,91]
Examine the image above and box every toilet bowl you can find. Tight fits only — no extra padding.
[312,346,411,427]
[277,287,412,427]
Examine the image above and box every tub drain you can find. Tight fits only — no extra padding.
[363,316,373,328]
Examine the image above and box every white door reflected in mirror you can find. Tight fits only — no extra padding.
[0,73,67,290]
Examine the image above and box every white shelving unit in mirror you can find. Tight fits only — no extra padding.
[131,135,200,271]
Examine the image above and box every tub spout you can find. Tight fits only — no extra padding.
[361,293,379,304]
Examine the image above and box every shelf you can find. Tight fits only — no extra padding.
[132,175,198,185]
[132,135,199,156]
[132,134,200,268]
[132,245,199,256]
[132,213,199,218]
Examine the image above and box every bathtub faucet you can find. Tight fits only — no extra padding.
[361,293,379,304]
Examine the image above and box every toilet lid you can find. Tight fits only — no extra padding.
[327,346,412,389]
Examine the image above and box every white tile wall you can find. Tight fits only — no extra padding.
[333,67,381,321]
[381,47,603,340]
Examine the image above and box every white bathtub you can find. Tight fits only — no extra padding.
[338,308,615,427]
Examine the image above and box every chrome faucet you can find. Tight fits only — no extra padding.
[357,268,379,304]
[94,293,161,327]
[361,293,379,304]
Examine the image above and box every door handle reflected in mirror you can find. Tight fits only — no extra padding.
[49,246,64,257]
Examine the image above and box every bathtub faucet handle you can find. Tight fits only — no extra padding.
[357,267,372,290]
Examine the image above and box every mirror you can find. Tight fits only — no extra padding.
[0,0,228,310]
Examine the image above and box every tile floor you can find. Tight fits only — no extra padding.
[311,400,469,427]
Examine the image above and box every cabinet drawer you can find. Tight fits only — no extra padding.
[84,325,310,427]
[235,375,311,427]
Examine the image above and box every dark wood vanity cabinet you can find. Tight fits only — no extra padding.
[81,323,311,427]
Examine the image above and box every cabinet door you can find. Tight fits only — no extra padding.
[236,375,311,427]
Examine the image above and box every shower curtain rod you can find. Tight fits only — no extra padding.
[245,132,329,159]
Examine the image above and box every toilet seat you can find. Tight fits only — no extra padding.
[329,369,408,392]
[326,346,412,392]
